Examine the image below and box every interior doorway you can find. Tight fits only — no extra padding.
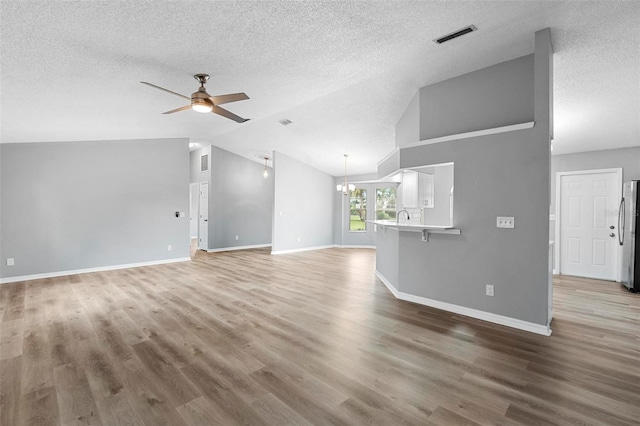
[198,181,209,250]
[556,168,622,281]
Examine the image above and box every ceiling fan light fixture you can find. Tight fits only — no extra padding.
[192,99,213,113]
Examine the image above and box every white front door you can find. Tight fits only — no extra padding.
[559,171,620,280]
[198,181,209,250]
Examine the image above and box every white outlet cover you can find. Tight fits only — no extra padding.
[179,211,186,218]
[167,245,172,251]
[496,217,515,228]
[7,258,15,266]
[486,285,494,296]
[235,235,239,240]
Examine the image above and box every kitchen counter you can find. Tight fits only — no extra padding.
[367,220,461,241]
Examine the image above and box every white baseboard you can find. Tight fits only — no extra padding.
[552,269,558,275]
[338,245,376,249]
[271,245,336,255]
[207,244,271,253]
[0,257,191,285]
[374,270,551,336]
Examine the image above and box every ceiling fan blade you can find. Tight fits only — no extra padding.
[208,92,249,105]
[141,81,191,101]
[162,105,192,114]
[212,106,249,123]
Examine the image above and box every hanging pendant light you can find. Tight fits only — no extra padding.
[263,157,269,178]
[336,154,355,195]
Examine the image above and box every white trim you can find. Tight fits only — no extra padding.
[375,270,401,298]
[271,245,336,255]
[206,244,272,253]
[553,269,558,275]
[375,270,552,336]
[555,168,623,282]
[377,147,400,166]
[0,257,191,285]
[407,122,535,148]
[338,245,376,249]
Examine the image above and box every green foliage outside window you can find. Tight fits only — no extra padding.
[350,188,367,231]
[376,188,397,220]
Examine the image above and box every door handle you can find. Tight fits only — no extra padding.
[610,225,615,229]
[610,233,616,238]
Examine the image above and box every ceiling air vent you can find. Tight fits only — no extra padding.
[434,25,477,44]
[278,119,293,126]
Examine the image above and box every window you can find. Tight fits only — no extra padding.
[349,188,367,232]
[376,187,397,221]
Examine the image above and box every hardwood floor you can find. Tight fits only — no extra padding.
[1,248,639,425]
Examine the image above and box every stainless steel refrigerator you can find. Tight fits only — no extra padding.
[619,180,639,292]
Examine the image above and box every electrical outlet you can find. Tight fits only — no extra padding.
[167,245,173,251]
[297,237,301,242]
[179,211,186,218]
[486,285,494,296]
[497,217,515,228]
[6,258,15,266]
[235,235,239,241]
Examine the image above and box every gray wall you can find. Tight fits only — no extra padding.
[395,92,420,146]
[384,30,551,326]
[272,151,334,252]
[1,138,190,279]
[549,146,640,241]
[398,127,549,324]
[209,146,273,249]
[420,54,534,140]
[377,149,400,179]
[190,146,211,185]
[376,227,399,287]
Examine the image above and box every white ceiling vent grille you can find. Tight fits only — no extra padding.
[278,119,293,126]
[200,154,208,172]
[434,25,477,44]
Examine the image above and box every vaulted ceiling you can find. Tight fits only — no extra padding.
[2,1,638,176]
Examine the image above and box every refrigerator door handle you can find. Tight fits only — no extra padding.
[618,197,625,246]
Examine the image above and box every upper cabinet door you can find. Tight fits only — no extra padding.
[401,171,419,208]
[419,173,434,208]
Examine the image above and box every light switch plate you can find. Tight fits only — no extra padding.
[497,217,515,228]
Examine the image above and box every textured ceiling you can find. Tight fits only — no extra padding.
[1,1,638,176]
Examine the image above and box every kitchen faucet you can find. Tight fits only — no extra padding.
[397,209,410,224]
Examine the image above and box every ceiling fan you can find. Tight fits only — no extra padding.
[141,74,250,123]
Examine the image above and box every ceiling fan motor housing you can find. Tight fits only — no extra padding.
[192,88,213,108]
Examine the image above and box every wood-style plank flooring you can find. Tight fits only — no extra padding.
[1,247,639,425]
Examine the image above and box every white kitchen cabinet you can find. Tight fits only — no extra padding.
[419,173,434,208]
[400,170,418,208]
